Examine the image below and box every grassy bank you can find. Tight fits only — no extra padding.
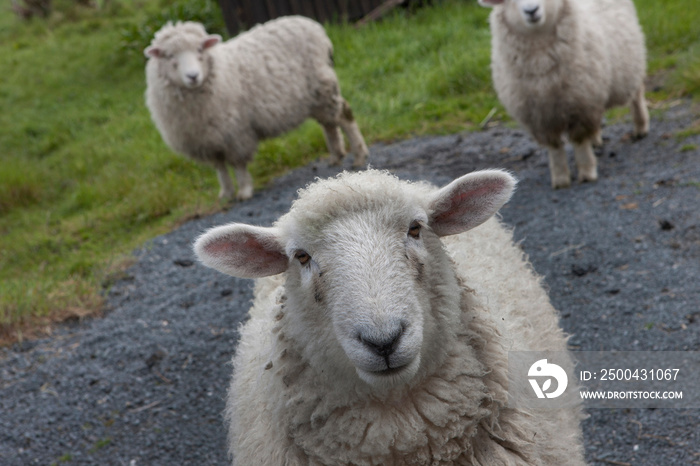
[0,0,698,342]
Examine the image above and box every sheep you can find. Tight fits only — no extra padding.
[144,17,369,201]
[479,0,649,189]
[194,169,586,465]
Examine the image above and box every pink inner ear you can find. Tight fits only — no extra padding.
[430,172,514,237]
[144,46,161,58]
[204,232,287,278]
[432,184,493,225]
[203,36,221,49]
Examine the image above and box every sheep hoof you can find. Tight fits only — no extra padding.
[577,171,598,183]
[351,159,367,170]
[631,131,648,142]
[551,177,572,189]
[219,190,236,201]
[236,188,254,201]
[327,156,344,167]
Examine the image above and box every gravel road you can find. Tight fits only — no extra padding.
[1,102,699,465]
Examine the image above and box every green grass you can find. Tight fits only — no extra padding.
[328,6,496,138]
[677,119,700,139]
[1,0,699,340]
[89,437,112,453]
[637,0,700,97]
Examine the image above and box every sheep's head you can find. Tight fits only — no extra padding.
[144,21,221,89]
[194,170,516,389]
[479,0,562,32]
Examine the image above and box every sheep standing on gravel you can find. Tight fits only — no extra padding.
[194,169,586,464]
[144,17,369,201]
[479,0,649,188]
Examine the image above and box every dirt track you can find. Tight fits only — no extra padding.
[1,102,699,465]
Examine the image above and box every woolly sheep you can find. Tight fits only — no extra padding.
[479,0,649,189]
[144,17,369,200]
[194,169,586,464]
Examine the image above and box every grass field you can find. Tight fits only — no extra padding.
[0,0,699,342]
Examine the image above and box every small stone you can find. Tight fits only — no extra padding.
[659,219,674,231]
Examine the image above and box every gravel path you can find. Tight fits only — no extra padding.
[1,103,699,465]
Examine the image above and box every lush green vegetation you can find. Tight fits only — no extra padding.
[0,0,698,341]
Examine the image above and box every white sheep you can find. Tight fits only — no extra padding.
[479,0,649,189]
[144,17,369,200]
[194,169,586,464]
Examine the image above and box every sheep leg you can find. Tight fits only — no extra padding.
[322,123,346,167]
[546,146,571,189]
[213,160,236,200]
[233,163,254,201]
[630,83,649,139]
[573,141,598,183]
[592,128,603,147]
[339,99,369,168]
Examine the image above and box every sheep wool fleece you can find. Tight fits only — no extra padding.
[145,16,368,200]
[488,0,646,147]
[224,171,585,465]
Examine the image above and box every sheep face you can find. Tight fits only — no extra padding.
[283,207,432,387]
[194,170,516,389]
[145,23,221,89]
[480,0,561,32]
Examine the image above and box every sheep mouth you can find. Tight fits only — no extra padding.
[525,13,542,24]
[356,355,421,386]
[366,357,419,377]
[372,365,409,376]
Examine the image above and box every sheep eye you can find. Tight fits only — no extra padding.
[295,251,311,265]
[408,221,421,239]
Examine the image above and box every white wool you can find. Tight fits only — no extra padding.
[144,17,368,200]
[194,170,586,464]
[480,0,649,188]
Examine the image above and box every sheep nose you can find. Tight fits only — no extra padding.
[186,72,199,82]
[360,327,403,358]
[524,5,539,17]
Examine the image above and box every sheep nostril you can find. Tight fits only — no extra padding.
[524,5,539,17]
[359,327,403,358]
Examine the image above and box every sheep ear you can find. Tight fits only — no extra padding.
[428,170,516,237]
[202,35,221,49]
[194,224,288,278]
[478,0,504,7]
[144,46,161,58]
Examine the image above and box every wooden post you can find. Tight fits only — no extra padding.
[355,0,403,27]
